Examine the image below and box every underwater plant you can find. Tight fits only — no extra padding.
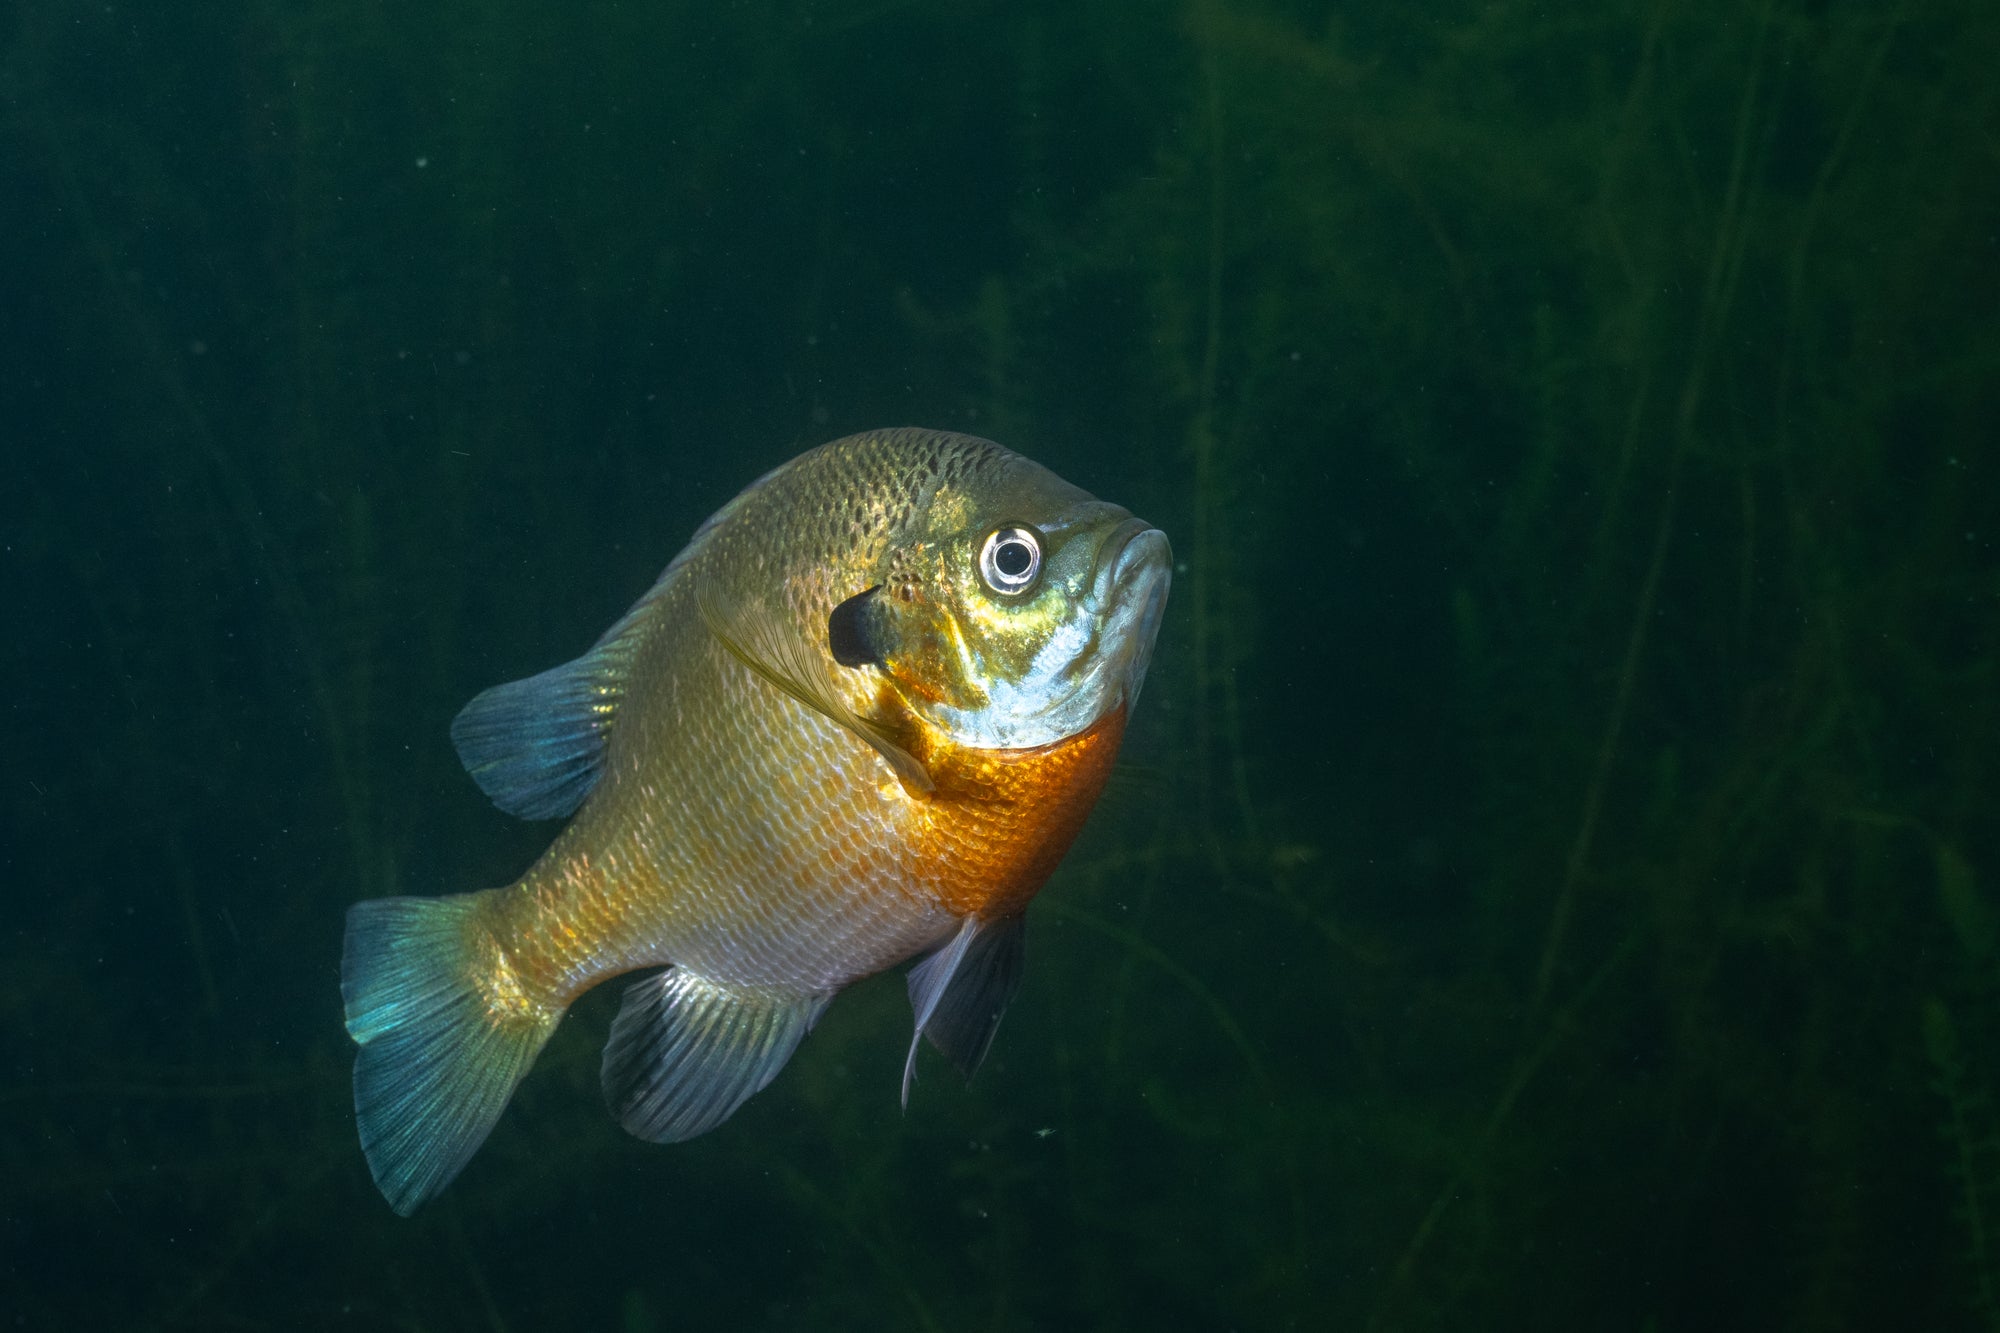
[3,0,1995,1327]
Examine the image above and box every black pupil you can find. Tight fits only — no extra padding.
[995,538,1033,579]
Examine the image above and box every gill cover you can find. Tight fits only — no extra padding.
[854,499,1171,753]
[827,585,891,668]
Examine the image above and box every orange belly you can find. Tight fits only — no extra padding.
[908,705,1127,920]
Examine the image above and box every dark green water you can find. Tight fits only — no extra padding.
[5,2,1998,1328]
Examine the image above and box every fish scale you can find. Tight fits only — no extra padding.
[340,428,1169,1214]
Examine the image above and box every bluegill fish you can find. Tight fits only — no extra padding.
[341,428,1170,1214]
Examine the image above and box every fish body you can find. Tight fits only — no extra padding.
[341,429,1170,1214]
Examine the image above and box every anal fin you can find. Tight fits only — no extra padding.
[602,969,830,1143]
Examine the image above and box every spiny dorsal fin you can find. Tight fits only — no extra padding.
[696,578,934,794]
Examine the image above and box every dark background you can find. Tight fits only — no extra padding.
[4,1,1998,1328]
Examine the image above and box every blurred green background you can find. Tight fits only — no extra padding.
[4,0,1997,1328]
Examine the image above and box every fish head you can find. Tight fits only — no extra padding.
[838,453,1172,752]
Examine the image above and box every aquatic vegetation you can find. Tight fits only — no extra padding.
[3,0,1995,1327]
[1927,996,2000,1332]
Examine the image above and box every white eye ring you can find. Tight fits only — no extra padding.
[979,525,1042,596]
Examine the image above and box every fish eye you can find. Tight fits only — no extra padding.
[978,525,1042,596]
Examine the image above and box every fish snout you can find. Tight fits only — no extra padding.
[1089,520,1171,705]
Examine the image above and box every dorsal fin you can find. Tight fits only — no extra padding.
[449,458,792,820]
[449,603,652,820]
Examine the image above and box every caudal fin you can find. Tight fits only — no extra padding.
[340,894,560,1215]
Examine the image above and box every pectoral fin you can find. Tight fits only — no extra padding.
[903,914,1027,1105]
[602,969,830,1143]
[697,579,933,794]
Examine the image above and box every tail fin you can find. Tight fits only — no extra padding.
[340,894,561,1215]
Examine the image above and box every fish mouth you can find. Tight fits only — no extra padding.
[1082,517,1172,712]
